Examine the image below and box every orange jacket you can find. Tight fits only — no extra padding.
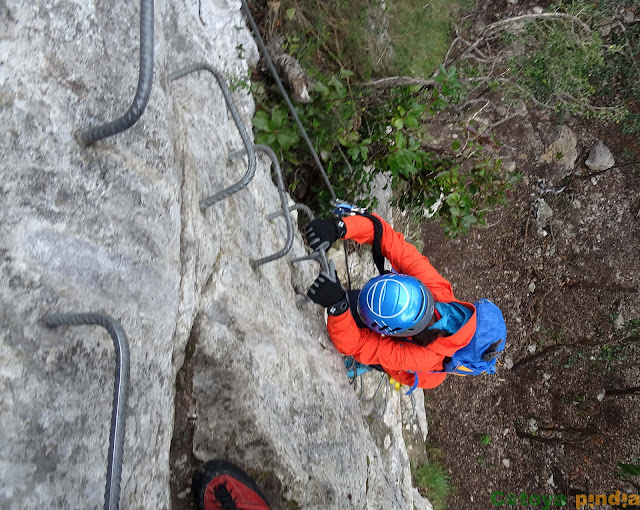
[327,214,476,389]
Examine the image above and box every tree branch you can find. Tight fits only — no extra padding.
[574,160,640,179]
[360,76,436,89]
[485,13,592,34]
[604,386,640,397]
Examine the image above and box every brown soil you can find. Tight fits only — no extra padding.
[421,136,640,510]
[421,143,640,509]
[420,2,640,509]
[420,42,640,510]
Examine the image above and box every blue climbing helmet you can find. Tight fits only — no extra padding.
[357,273,435,337]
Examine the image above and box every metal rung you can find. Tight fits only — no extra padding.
[291,241,331,275]
[169,63,257,210]
[44,312,130,510]
[267,203,314,223]
[229,144,295,268]
[76,0,154,146]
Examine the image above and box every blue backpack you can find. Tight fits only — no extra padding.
[443,299,506,376]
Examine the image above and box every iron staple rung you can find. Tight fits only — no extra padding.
[267,203,314,222]
[169,63,257,210]
[76,0,154,146]
[43,312,130,510]
[291,241,331,276]
[232,144,295,268]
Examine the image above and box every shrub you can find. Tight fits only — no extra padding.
[412,461,454,510]
[252,65,518,236]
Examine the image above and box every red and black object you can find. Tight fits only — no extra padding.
[192,459,271,510]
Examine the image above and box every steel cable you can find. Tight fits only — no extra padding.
[44,313,130,510]
[239,0,337,203]
[76,0,154,146]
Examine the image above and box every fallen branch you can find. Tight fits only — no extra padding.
[447,13,593,67]
[512,334,639,372]
[574,160,640,179]
[604,386,640,397]
[360,76,436,89]
[485,13,592,34]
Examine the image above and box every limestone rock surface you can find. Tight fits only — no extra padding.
[1,0,428,509]
[540,125,578,181]
[585,140,615,172]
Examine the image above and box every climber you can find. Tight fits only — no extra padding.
[305,211,504,390]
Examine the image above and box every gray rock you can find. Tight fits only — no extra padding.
[585,140,615,172]
[473,19,487,36]
[0,0,426,508]
[535,198,553,237]
[540,125,578,173]
[623,9,635,24]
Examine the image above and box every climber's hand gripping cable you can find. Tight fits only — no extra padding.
[304,218,346,250]
[298,203,352,310]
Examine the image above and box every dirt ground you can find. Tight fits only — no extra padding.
[418,64,640,510]
[420,123,640,510]
[416,2,640,509]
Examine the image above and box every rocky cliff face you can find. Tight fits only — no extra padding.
[1,1,429,508]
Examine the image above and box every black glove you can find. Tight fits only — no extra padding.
[304,218,347,250]
[307,262,349,316]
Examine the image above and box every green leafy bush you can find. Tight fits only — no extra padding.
[251,65,518,236]
[252,108,300,154]
[501,0,638,126]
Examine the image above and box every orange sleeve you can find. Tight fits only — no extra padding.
[328,214,474,389]
[342,214,455,302]
[327,311,463,372]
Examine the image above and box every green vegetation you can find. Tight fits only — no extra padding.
[250,0,517,236]
[279,0,471,78]
[480,434,491,445]
[505,13,612,119]
[247,0,640,237]
[618,462,640,477]
[493,0,640,129]
[252,65,518,235]
[412,461,455,510]
[388,0,473,77]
